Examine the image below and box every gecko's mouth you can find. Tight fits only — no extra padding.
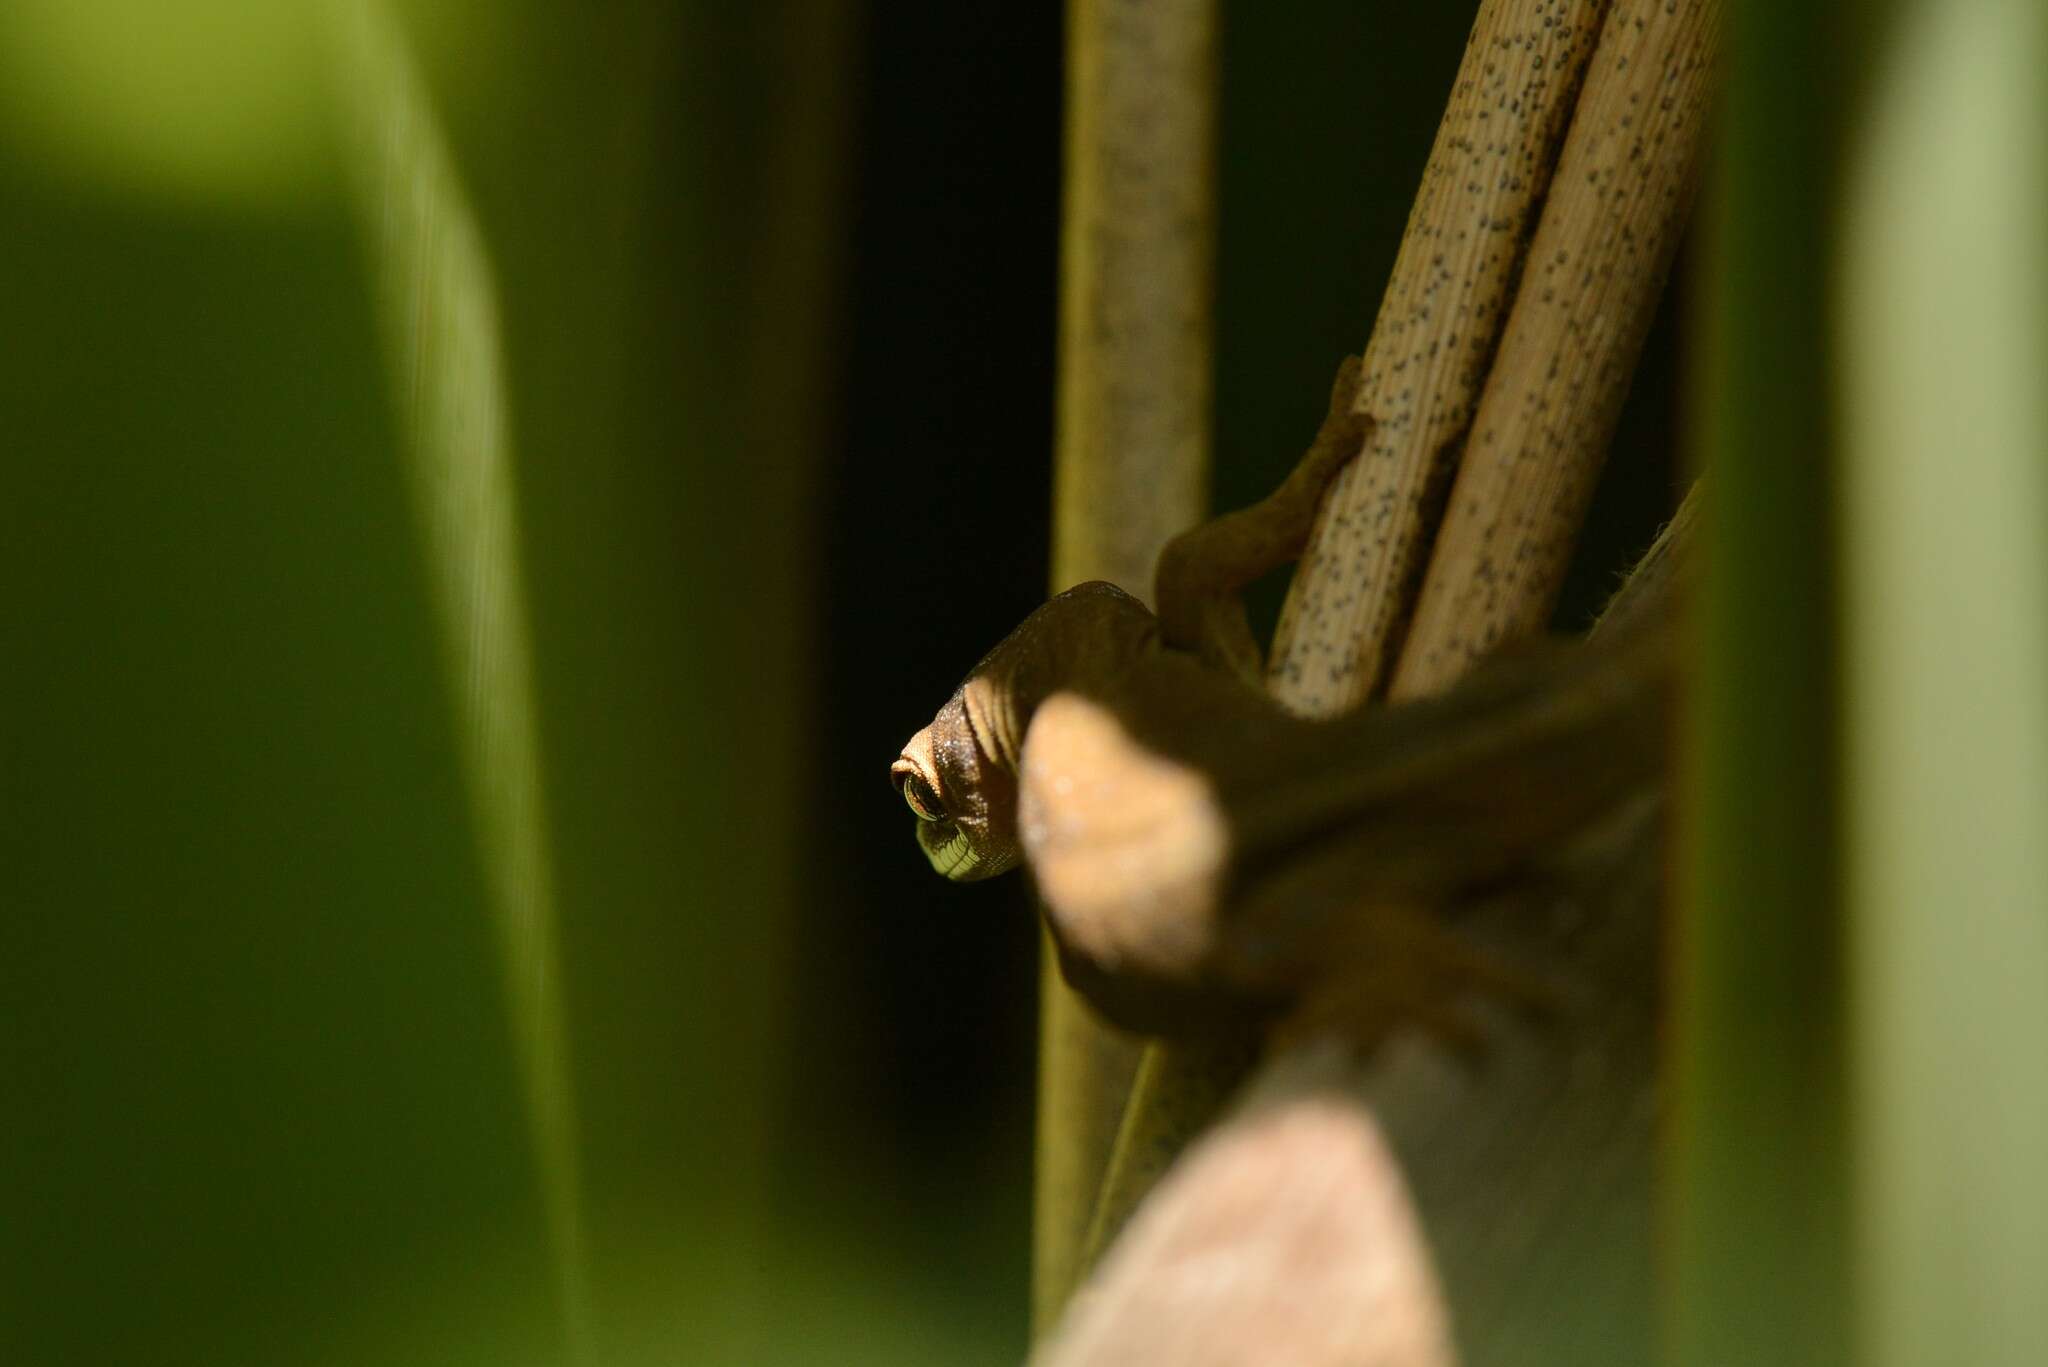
[917,820,981,880]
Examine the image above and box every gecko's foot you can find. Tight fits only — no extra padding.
[1288,352,1368,495]
[1271,904,1561,1062]
[1153,355,1369,675]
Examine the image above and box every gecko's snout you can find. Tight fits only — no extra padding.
[891,703,1023,883]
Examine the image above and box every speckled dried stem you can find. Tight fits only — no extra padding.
[1073,0,1617,1301]
[1267,0,1609,719]
[1131,1,1613,1357]
[1038,0,1219,1337]
[1053,0,1720,1359]
[1389,0,1721,701]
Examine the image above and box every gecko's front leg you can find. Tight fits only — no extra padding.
[1154,355,1367,685]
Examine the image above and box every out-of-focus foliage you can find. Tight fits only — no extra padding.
[1674,3,1850,1363]
[1680,2,2048,1365]
[0,0,332,203]
[0,2,1010,1363]
[328,0,584,1345]
[0,0,508,206]
[1838,3,2048,1364]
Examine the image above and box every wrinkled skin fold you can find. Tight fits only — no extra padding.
[892,577,1676,1036]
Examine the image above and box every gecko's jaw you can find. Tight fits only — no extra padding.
[916,819,1018,882]
[927,827,975,879]
[918,821,980,880]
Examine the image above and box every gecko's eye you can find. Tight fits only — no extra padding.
[903,774,947,823]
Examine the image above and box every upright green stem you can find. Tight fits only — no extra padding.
[1839,3,2048,1363]
[1671,4,1848,1362]
[1041,0,1218,1334]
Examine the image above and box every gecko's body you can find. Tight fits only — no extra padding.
[892,359,1677,1038]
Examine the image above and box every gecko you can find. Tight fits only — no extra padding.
[890,357,1678,1041]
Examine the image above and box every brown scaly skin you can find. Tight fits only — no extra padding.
[891,359,1678,1038]
[891,581,1158,883]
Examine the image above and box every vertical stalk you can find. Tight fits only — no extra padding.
[1839,3,2048,1363]
[1670,3,1847,1362]
[1041,0,1218,1334]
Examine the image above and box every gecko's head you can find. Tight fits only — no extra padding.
[891,683,1021,881]
[892,583,1153,883]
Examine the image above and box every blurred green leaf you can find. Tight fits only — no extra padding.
[325,0,587,1352]
[1838,3,2048,1363]
[0,0,330,204]
[1674,4,1849,1363]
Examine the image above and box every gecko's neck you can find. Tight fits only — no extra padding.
[960,580,1159,771]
